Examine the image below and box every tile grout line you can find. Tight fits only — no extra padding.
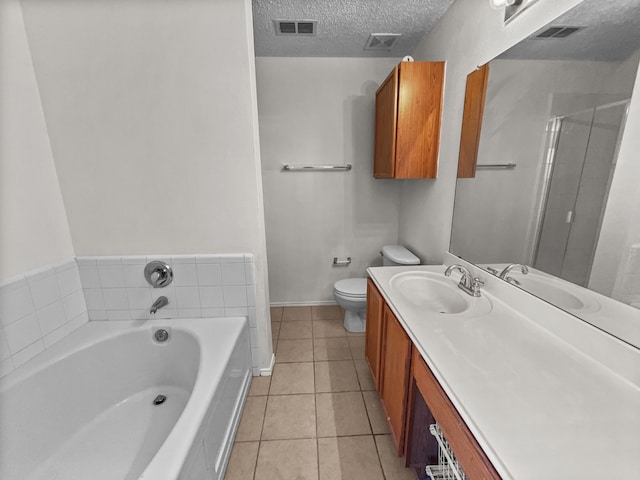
[312,311,320,480]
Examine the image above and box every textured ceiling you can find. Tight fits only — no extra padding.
[252,0,456,57]
[499,0,640,61]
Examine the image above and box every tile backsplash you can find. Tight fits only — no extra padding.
[77,254,259,371]
[1,254,260,379]
[0,259,88,378]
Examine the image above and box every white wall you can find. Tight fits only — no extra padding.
[399,0,585,263]
[0,0,75,281]
[20,0,273,370]
[256,58,402,304]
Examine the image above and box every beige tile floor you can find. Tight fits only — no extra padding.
[224,305,417,480]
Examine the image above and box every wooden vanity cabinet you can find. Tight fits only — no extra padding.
[457,64,489,178]
[379,304,412,454]
[374,61,445,179]
[410,347,501,479]
[367,276,500,478]
[365,279,384,388]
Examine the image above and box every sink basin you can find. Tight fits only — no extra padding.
[513,274,600,312]
[389,271,492,316]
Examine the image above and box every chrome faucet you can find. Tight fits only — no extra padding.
[498,264,529,285]
[150,296,169,314]
[444,264,484,297]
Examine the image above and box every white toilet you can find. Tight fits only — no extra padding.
[333,245,420,333]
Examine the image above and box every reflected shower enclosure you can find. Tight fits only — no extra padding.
[533,102,629,287]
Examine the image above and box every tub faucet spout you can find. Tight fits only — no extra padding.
[150,296,169,314]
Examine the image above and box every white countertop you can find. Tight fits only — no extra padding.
[368,264,640,480]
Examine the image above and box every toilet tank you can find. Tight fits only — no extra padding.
[381,245,420,266]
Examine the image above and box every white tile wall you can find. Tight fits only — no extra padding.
[0,258,88,378]
[77,254,260,372]
[0,254,260,378]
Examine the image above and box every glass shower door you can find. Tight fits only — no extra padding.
[534,102,628,286]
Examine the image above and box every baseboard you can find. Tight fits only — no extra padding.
[259,353,275,376]
[270,301,338,307]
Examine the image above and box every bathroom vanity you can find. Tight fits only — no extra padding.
[365,262,640,479]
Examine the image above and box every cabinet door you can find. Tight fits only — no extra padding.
[365,279,384,389]
[380,304,412,454]
[394,62,444,179]
[374,67,399,179]
[457,64,489,178]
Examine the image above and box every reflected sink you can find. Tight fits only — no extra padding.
[389,271,492,316]
[510,273,600,313]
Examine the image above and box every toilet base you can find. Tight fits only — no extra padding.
[343,309,366,333]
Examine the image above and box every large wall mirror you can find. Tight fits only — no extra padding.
[451,0,640,349]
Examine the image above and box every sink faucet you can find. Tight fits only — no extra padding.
[498,264,529,285]
[444,265,484,297]
[150,296,169,314]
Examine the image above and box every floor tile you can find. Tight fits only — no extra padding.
[362,390,390,434]
[276,338,313,363]
[255,438,318,480]
[347,335,366,359]
[312,318,346,338]
[235,396,267,442]
[312,305,341,320]
[282,306,312,321]
[375,434,416,479]
[270,306,283,322]
[271,321,281,341]
[279,319,312,339]
[314,360,360,393]
[225,441,259,479]
[270,362,315,395]
[318,436,384,480]
[313,337,352,361]
[249,376,271,396]
[262,394,316,440]
[353,359,376,391]
[316,392,371,437]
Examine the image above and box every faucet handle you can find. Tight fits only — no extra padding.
[471,277,484,296]
[145,261,174,288]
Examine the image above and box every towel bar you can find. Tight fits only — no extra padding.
[282,164,352,171]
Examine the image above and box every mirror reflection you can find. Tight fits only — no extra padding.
[450,0,640,348]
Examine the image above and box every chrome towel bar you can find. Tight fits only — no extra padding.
[476,163,516,169]
[282,164,352,171]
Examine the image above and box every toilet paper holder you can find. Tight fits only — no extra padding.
[333,257,351,266]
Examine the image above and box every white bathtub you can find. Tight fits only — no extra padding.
[0,317,251,480]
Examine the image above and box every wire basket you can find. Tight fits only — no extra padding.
[425,424,467,480]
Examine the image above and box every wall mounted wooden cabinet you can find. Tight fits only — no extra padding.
[374,61,445,179]
[457,64,489,178]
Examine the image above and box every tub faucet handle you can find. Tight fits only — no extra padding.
[145,261,174,288]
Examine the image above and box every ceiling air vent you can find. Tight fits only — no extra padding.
[365,33,401,51]
[534,26,583,39]
[274,20,317,36]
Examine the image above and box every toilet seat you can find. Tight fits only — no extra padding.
[334,278,367,298]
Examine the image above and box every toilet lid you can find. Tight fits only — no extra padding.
[382,245,420,265]
[334,278,367,297]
